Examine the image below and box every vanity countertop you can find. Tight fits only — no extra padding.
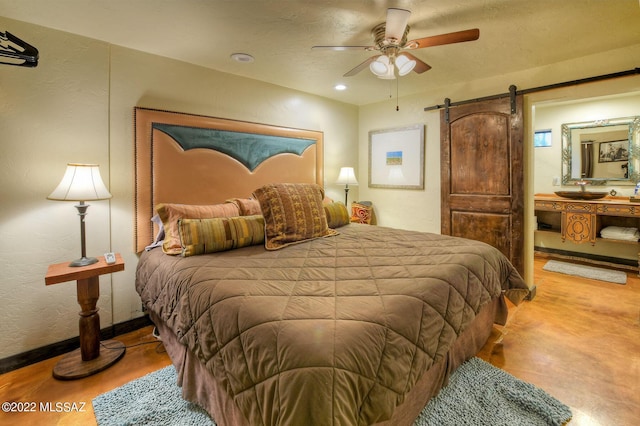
[534,194,639,204]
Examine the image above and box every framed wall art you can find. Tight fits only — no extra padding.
[368,124,425,189]
[534,129,552,147]
[598,140,629,163]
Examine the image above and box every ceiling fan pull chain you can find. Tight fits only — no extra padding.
[396,74,400,111]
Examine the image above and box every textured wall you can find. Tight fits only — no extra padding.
[0,16,358,359]
[0,18,112,359]
[2,12,639,360]
[107,46,359,326]
[532,91,640,261]
[534,91,640,195]
[358,44,640,286]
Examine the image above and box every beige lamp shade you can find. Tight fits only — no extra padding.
[47,163,111,267]
[336,167,359,186]
[336,167,358,206]
[48,163,112,201]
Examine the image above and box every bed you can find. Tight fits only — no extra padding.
[133,108,531,425]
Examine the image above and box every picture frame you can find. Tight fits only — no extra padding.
[598,140,629,163]
[368,124,424,189]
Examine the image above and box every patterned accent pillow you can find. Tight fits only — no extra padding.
[178,215,265,257]
[324,202,350,228]
[351,202,373,224]
[253,183,338,250]
[226,198,262,216]
[156,202,241,255]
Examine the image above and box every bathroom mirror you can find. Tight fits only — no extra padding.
[561,116,640,186]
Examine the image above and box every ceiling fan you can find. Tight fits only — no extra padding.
[312,8,479,78]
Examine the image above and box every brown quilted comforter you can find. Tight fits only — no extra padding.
[136,224,529,425]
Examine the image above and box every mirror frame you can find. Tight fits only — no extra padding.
[561,116,640,186]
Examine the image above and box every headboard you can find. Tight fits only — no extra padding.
[134,108,324,252]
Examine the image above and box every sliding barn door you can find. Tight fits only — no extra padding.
[440,96,524,275]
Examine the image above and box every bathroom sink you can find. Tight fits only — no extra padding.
[554,191,608,200]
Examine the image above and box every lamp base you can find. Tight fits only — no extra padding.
[69,256,99,267]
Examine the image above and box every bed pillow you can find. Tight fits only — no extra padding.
[324,201,350,229]
[253,183,338,250]
[226,198,262,216]
[156,202,241,254]
[351,202,373,225]
[178,215,265,257]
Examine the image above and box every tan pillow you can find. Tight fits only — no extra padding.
[178,215,265,257]
[324,202,350,228]
[226,198,262,216]
[253,183,338,250]
[156,202,240,254]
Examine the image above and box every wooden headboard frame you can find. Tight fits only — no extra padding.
[134,107,324,252]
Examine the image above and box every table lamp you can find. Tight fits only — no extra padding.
[47,163,112,267]
[336,167,358,205]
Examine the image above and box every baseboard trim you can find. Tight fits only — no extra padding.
[0,315,153,375]
[534,246,638,272]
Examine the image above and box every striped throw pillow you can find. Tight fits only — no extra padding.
[178,215,265,257]
[156,202,241,255]
[324,202,350,228]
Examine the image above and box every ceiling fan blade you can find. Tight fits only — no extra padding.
[312,45,375,51]
[385,8,411,41]
[401,52,431,74]
[405,28,480,49]
[343,56,379,77]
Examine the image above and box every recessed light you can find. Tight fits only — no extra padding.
[230,53,254,63]
[334,84,347,91]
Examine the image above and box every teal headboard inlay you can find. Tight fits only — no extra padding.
[153,123,316,171]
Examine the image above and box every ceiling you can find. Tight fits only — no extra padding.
[1,0,640,106]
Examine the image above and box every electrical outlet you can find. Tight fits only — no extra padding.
[552,176,561,186]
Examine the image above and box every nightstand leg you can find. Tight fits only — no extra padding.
[52,276,125,380]
[77,276,100,361]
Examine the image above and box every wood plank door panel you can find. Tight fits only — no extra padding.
[450,113,511,195]
[441,95,524,275]
[451,211,512,255]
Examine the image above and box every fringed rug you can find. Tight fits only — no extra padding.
[93,358,572,426]
[543,259,627,284]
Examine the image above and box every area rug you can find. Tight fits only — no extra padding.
[543,259,627,284]
[93,357,571,425]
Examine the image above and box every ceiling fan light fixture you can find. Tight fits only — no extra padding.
[369,55,390,76]
[314,7,480,81]
[377,65,396,79]
[395,54,416,76]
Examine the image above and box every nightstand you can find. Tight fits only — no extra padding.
[45,253,126,380]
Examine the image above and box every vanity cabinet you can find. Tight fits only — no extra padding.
[535,198,598,244]
[535,194,640,269]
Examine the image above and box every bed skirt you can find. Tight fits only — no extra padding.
[150,296,503,426]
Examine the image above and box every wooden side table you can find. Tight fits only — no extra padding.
[45,253,126,380]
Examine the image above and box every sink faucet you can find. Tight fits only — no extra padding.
[575,179,590,192]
